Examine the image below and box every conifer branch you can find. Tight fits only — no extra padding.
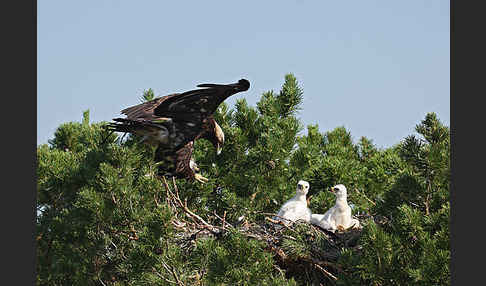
[314,263,338,282]
[354,189,376,206]
[152,267,177,284]
[162,177,218,233]
[161,261,185,286]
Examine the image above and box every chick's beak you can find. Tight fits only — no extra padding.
[216,144,222,155]
[329,187,335,193]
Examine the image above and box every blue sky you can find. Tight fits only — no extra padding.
[38,0,449,148]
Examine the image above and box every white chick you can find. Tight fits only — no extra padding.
[274,180,312,226]
[310,184,360,232]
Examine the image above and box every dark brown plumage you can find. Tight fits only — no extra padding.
[107,79,250,182]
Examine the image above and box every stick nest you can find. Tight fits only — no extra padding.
[161,177,368,284]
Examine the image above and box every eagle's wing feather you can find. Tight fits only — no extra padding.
[153,80,249,121]
[121,94,178,120]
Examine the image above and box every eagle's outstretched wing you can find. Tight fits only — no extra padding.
[119,79,249,123]
[153,79,250,122]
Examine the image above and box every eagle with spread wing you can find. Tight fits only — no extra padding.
[107,79,250,183]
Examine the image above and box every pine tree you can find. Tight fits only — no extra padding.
[337,113,450,285]
[37,75,450,285]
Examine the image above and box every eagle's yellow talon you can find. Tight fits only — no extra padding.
[195,174,209,183]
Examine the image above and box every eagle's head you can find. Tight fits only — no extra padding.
[330,184,347,199]
[201,118,225,155]
[296,180,310,195]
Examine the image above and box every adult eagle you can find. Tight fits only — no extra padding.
[107,79,250,183]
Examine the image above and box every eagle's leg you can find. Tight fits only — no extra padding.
[194,173,209,183]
